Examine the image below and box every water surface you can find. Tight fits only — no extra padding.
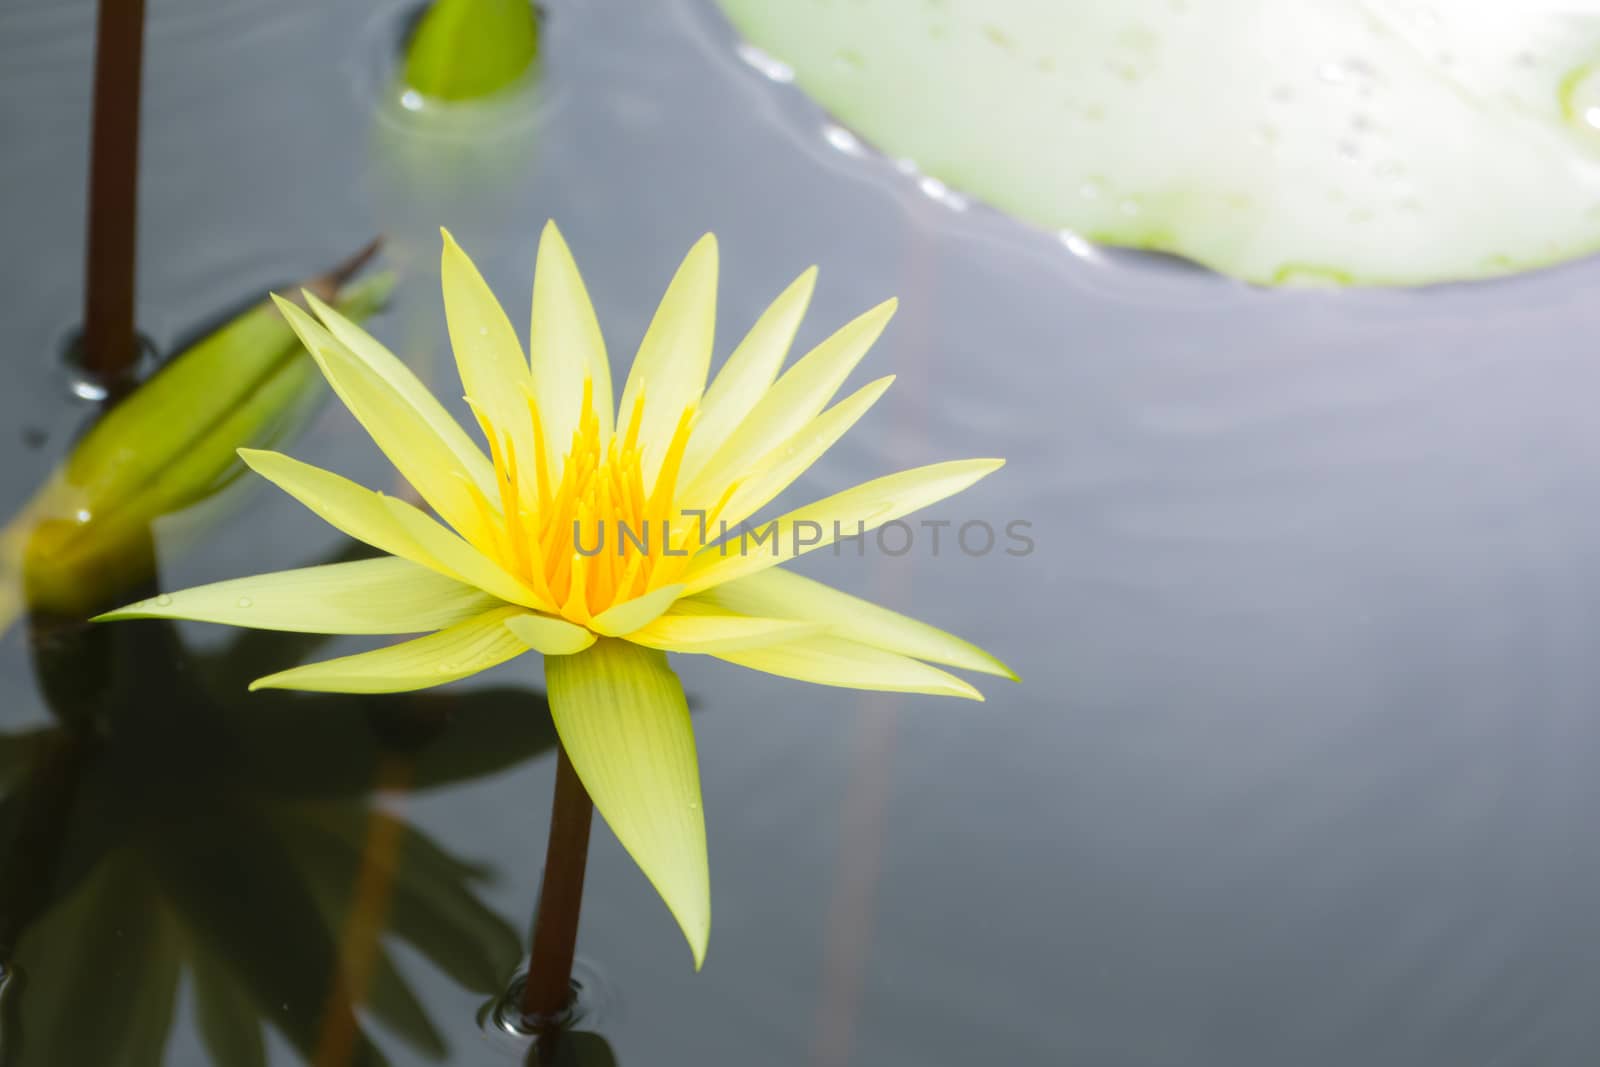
[3,0,1600,1064]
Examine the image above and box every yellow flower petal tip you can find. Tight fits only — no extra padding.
[105,226,1014,970]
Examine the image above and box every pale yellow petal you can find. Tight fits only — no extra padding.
[96,557,498,635]
[249,605,531,693]
[589,583,685,637]
[679,266,816,484]
[546,640,710,967]
[378,496,550,611]
[616,234,717,484]
[439,229,539,496]
[683,458,1005,594]
[717,375,893,529]
[684,298,895,508]
[504,612,597,655]
[688,567,1016,680]
[529,221,613,459]
[239,449,436,569]
[271,296,495,542]
[626,607,819,654]
[238,448,546,610]
[711,633,984,700]
[302,291,498,495]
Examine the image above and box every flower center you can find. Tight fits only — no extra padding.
[472,382,701,625]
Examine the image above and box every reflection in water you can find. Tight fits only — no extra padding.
[0,543,560,1066]
[525,1029,617,1066]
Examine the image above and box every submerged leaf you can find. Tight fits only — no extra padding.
[718,0,1600,285]
[1,251,393,625]
[404,0,539,102]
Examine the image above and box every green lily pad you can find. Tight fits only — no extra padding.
[718,0,1600,286]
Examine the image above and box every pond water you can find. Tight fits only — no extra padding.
[5,0,1600,1064]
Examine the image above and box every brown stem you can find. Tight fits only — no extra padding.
[82,0,147,382]
[522,744,593,1021]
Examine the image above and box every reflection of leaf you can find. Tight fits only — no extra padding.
[405,0,539,102]
[280,802,523,994]
[0,734,106,958]
[1,612,554,1066]
[189,937,268,1067]
[365,943,449,1060]
[207,682,556,799]
[0,731,48,795]
[7,850,180,1067]
[720,0,1600,285]
[146,799,388,1066]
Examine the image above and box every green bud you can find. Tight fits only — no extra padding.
[2,253,395,624]
[403,0,539,103]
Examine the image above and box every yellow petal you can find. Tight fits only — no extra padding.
[271,296,493,543]
[378,496,550,611]
[95,556,497,634]
[688,567,1016,679]
[301,291,499,504]
[616,234,718,484]
[717,375,893,529]
[546,640,710,967]
[529,221,614,460]
[238,449,548,611]
[439,229,539,496]
[239,449,437,568]
[711,633,984,700]
[683,458,1005,594]
[504,612,597,655]
[626,607,819,654]
[588,583,685,637]
[685,298,895,507]
[249,605,531,693]
[680,266,816,484]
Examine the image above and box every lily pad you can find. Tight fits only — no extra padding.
[717,0,1600,286]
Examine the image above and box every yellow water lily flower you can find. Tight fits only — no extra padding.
[99,223,1014,967]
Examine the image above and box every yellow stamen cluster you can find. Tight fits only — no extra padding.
[469,382,704,625]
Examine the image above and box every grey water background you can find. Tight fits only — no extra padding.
[5,0,1600,1063]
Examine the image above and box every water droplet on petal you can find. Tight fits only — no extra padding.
[74,508,91,523]
[155,594,173,607]
[236,596,253,608]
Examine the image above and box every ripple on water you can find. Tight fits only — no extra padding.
[479,958,618,1050]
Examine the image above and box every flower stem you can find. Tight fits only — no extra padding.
[523,742,593,1021]
[82,0,147,383]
